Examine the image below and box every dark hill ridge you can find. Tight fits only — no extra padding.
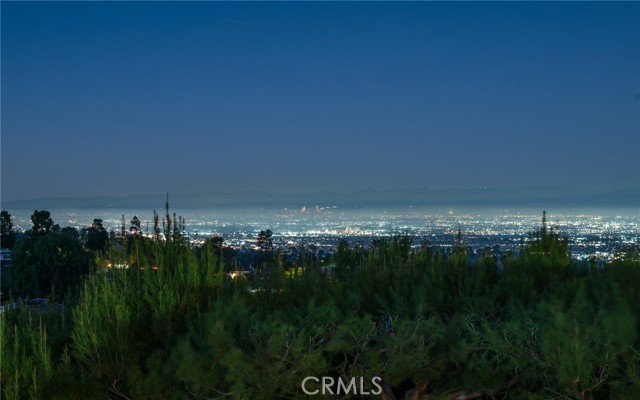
[2,186,638,210]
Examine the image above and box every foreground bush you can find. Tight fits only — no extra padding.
[2,238,639,399]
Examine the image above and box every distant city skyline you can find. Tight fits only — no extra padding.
[2,2,639,203]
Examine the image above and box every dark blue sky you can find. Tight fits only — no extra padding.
[2,2,639,202]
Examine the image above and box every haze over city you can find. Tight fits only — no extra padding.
[2,2,639,203]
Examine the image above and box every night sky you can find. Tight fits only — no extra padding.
[2,2,639,202]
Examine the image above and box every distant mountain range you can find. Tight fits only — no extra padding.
[2,186,638,210]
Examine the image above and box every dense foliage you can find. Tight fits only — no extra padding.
[1,212,639,399]
[10,232,94,301]
[1,210,17,249]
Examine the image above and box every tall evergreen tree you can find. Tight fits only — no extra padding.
[86,219,108,252]
[130,215,141,234]
[153,210,160,241]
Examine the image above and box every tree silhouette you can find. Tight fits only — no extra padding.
[153,210,160,241]
[206,235,224,248]
[0,210,17,249]
[257,229,273,252]
[30,210,53,237]
[130,215,141,234]
[120,214,126,238]
[86,219,108,252]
